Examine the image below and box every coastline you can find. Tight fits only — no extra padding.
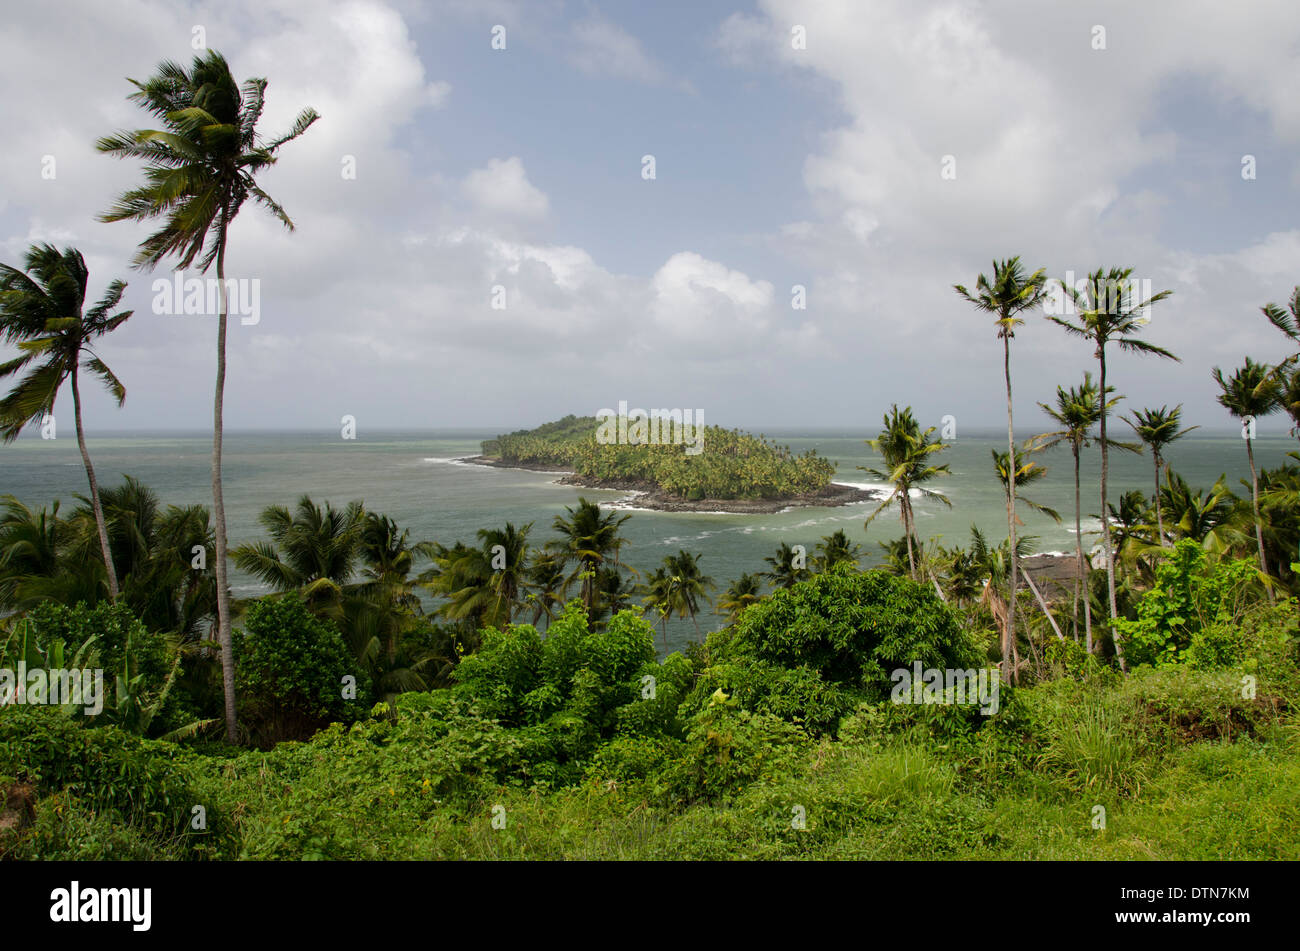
[457,455,881,513]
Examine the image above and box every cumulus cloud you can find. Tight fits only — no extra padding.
[461,157,550,220]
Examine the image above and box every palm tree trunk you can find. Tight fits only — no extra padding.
[1072,442,1084,646]
[213,223,238,742]
[70,364,119,600]
[1003,333,1018,685]
[1098,347,1126,671]
[902,496,916,579]
[1153,455,1167,547]
[1246,437,1274,603]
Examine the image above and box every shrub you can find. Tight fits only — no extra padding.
[727,564,981,691]
[1117,541,1260,669]
[235,594,369,745]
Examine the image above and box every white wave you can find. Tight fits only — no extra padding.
[834,481,944,499]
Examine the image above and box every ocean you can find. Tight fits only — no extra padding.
[2,426,1293,653]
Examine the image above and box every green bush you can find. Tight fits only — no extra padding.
[235,594,369,745]
[0,705,226,857]
[1117,541,1260,669]
[662,696,809,804]
[727,564,981,691]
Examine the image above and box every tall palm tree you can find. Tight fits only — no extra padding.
[97,50,319,741]
[1031,374,1123,648]
[1212,358,1281,586]
[717,573,764,624]
[955,257,1047,683]
[0,245,131,600]
[859,404,951,579]
[1047,267,1174,671]
[1124,405,1198,547]
[761,541,812,589]
[546,498,631,616]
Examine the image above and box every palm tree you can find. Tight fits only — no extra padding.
[1125,405,1198,547]
[88,476,215,638]
[1160,471,1238,555]
[717,573,764,624]
[643,550,714,641]
[1212,358,1281,586]
[524,551,569,628]
[761,541,812,589]
[992,444,1061,526]
[1261,285,1300,383]
[0,245,132,600]
[955,257,1047,684]
[813,529,864,573]
[1276,366,1300,443]
[230,496,366,613]
[1047,267,1174,671]
[967,525,1037,683]
[97,50,320,742]
[1030,374,1121,648]
[546,498,631,617]
[859,404,951,579]
[475,522,532,625]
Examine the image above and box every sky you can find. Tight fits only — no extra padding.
[1,0,1298,434]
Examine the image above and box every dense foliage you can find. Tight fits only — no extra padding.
[482,414,836,500]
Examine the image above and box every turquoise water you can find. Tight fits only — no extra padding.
[1,427,1293,653]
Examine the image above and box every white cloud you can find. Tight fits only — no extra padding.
[461,157,550,220]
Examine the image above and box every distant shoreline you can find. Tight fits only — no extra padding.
[457,455,882,514]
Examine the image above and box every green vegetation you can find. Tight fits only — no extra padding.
[481,414,836,500]
[3,558,1295,860]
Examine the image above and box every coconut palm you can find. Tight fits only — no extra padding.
[1276,366,1300,443]
[1212,358,1281,586]
[335,514,441,701]
[860,404,951,580]
[717,573,764,624]
[0,245,132,600]
[955,257,1047,683]
[97,50,319,742]
[658,550,714,637]
[1261,285,1300,383]
[524,551,569,628]
[813,529,864,573]
[1030,374,1125,649]
[475,522,532,625]
[546,498,631,616]
[1047,266,1175,671]
[761,541,812,589]
[1160,471,1238,555]
[1125,405,1198,547]
[967,525,1037,683]
[230,496,365,614]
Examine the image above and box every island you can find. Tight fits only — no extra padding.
[462,414,880,513]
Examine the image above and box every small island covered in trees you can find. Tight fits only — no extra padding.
[467,414,875,513]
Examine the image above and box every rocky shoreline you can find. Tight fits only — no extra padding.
[458,456,881,513]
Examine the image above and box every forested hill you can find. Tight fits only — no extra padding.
[479,414,837,501]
